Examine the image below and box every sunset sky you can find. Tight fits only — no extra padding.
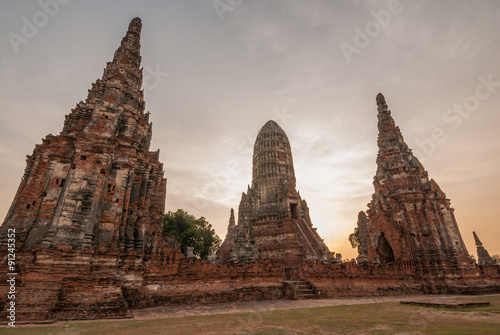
[1,0,499,259]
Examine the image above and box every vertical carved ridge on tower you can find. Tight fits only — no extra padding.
[227,208,235,235]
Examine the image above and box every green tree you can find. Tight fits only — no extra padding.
[163,209,222,259]
[348,227,360,249]
[492,254,500,264]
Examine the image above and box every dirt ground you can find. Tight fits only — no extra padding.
[132,294,494,320]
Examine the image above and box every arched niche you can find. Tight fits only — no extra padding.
[377,232,395,264]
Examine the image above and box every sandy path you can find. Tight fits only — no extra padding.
[132,294,491,320]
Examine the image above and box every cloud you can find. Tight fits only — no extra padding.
[1,0,500,257]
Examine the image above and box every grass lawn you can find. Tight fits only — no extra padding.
[2,295,500,335]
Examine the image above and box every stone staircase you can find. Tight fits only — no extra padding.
[284,280,319,300]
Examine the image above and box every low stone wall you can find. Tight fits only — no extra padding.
[132,258,285,309]
[0,248,133,322]
[301,260,500,298]
[0,247,286,322]
[0,246,499,323]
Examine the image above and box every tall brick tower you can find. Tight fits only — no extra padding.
[218,120,332,265]
[0,18,166,254]
[355,93,471,272]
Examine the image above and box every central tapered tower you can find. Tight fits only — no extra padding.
[252,120,296,200]
[218,120,332,266]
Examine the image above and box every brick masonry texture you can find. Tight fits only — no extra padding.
[0,18,498,323]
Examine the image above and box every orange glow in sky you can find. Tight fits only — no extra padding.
[0,1,499,260]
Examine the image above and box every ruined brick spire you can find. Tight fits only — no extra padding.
[473,231,483,246]
[374,93,430,195]
[356,93,471,269]
[61,17,148,143]
[355,211,369,264]
[227,208,235,235]
[113,17,142,67]
[1,18,167,253]
[473,231,497,265]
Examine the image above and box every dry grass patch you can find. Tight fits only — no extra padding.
[2,295,500,334]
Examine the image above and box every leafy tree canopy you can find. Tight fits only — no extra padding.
[163,209,222,259]
[348,227,360,249]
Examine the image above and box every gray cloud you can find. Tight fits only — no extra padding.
[1,0,499,258]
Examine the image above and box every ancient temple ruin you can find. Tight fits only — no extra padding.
[354,94,472,273]
[217,120,333,266]
[0,17,175,321]
[0,18,498,324]
[0,17,166,254]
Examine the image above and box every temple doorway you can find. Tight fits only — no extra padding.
[290,203,298,219]
[377,232,395,264]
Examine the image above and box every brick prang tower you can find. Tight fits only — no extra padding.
[218,120,333,266]
[356,93,472,272]
[1,17,167,254]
